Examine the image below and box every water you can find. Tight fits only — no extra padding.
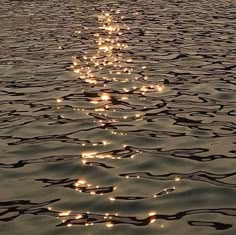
[0,0,235,234]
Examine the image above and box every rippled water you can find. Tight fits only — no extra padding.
[0,0,236,234]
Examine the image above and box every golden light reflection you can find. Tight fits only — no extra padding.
[68,9,167,121]
[56,98,62,103]
[82,152,114,159]
[71,10,130,88]
[81,152,97,158]
[150,218,156,224]
[59,211,71,217]
[156,85,165,92]
[74,179,86,186]
[106,222,114,228]
[148,211,157,216]
[175,176,181,181]
[54,10,171,229]
[55,207,162,228]
[75,214,83,219]
[100,93,110,101]
[102,140,109,145]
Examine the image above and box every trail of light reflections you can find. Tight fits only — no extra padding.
[71,10,129,86]
[54,209,160,228]
[1,200,235,229]
[37,177,176,200]
[0,146,141,169]
[50,10,171,230]
[52,9,168,117]
[69,9,166,107]
[52,207,236,229]
[37,177,116,195]
[55,82,166,115]
[74,179,116,195]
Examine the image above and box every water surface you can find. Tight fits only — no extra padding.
[0,0,236,234]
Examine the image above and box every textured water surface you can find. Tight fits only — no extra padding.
[0,0,236,234]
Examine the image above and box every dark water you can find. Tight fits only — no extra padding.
[0,0,236,234]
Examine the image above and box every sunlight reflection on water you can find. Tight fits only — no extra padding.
[0,0,236,234]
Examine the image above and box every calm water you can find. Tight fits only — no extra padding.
[0,0,236,234]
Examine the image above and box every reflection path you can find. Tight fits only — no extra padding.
[0,198,235,230]
[0,0,236,234]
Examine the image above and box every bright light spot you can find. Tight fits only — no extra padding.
[102,140,109,145]
[57,98,62,103]
[106,222,114,228]
[82,152,97,159]
[150,219,156,224]
[90,100,99,104]
[175,176,180,181]
[74,179,86,186]
[101,93,110,101]
[149,211,156,216]
[59,211,71,217]
[82,152,112,159]
[157,85,164,92]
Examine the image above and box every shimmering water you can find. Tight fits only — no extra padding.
[0,0,236,234]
